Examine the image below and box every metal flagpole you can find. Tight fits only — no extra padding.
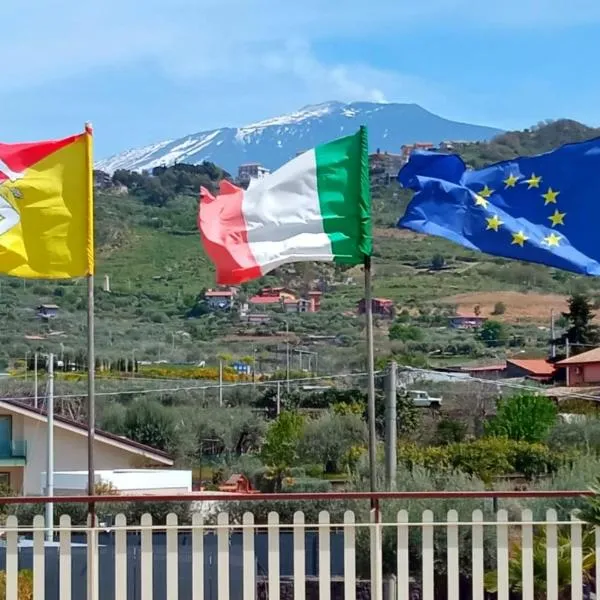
[85,122,96,504]
[45,353,54,541]
[364,256,377,494]
[34,352,38,409]
[84,122,98,600]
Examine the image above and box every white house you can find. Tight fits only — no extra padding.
[42,469,191,495]
[0,399,173,495]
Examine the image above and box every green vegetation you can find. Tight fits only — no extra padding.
[485,393,558,443]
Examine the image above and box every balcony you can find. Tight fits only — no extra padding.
[0,439,27,465]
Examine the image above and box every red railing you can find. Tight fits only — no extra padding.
[0,489,591,505]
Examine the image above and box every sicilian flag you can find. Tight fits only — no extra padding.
[0,128,93,279]
[199,127,372,284]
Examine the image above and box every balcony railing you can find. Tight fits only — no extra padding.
[0,490,595,600]
[0,439,27,459]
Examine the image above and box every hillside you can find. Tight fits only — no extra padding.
[96,101,502,174]
[4,119,600,376]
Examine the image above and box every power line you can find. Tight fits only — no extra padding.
[0,370,383,402]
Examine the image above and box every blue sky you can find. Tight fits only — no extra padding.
[2,0,600,159]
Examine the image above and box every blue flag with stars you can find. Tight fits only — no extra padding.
[397,138,600,276]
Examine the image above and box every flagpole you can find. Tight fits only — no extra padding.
[84,122,96,505]
[84,122,98,600]
[364,255,377,495]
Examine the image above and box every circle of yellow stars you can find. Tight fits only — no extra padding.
[472,171,566,249]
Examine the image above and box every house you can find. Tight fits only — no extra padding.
[505,358,556,382]
[37,304,59,320]
[218,473,258,494]
[0,399,173,495]
[240,313,272,325]
[438,140,470,152]
[237,163,270,183]
[557,347,600,386]
[307,290,322,312]
[459,364,506,379]
[400,142,435,163]
[369,151,405,183]
[44,469,191,495]
[249,287,297,308]
[448,314,487,329]
[357,298,394,318]
[204,289,235,310]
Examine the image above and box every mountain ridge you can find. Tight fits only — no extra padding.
[96,101,502,174]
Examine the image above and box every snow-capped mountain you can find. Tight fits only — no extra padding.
[96,101,502,174]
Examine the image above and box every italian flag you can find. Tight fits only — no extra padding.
[199,127,372,285]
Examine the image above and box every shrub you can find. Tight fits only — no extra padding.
[0,569,33,600]
[486,393,558,443]
[397,438,565,484]
[430,254,446,270]
[492,301,506,315]
[435,418,468,445]
[477,320,508,346]
[388,323,423,342]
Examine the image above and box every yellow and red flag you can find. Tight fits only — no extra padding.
[0,126,93,278]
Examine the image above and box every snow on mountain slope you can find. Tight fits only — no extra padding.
[96,101,502,175]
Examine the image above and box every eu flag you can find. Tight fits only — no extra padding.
[397,138,600,276]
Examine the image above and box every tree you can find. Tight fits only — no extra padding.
[492,301,506,315]
[388,323,423,342]
[559,294,600,355]
[485,393,558,443]
[477,320,508,346]
[299,412,367,474]
[473,304,481,316]
[122,399,176,452]
[261,412,304,491]
[430,254,446,271]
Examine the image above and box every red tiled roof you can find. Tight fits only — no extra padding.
[249,295,281,304]
[205,290,233,297]
[557,347,600,365]
[507,358,555,376]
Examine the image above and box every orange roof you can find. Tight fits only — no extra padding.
[557,347,600,365]
[205,290,233,297]
[507,358,555,376]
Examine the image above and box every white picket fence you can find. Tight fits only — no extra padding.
[0,508,596,600]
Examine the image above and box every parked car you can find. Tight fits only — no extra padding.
[407,390,442,408]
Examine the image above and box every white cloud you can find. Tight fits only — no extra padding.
[2,0,598,95]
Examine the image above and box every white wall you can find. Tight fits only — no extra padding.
[41,470,192,495]
[22,416,163,495]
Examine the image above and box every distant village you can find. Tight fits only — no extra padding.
[236,140,464,187]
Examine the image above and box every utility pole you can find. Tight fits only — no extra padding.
[384,361,397,491]
[276,381,281,416]
[285,321,291,392]
[46,353,54,541]
[218,359,223,407]
[566,338,570,386]
[34,353,38,409]
[550,309,556,359]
